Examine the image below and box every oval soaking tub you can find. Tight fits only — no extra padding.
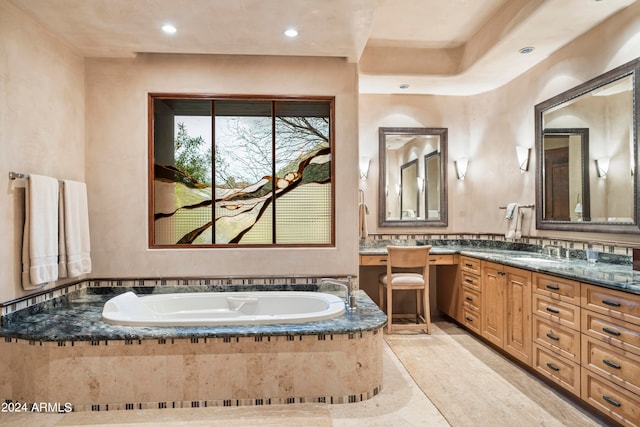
[101,291,346,326]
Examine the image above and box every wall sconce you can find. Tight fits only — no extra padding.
[516,146,530,172]
[394,184,401,196]
[417,177,424,192]
[596,157,610,178]
[455,157,468,180]
[359,157,370,179]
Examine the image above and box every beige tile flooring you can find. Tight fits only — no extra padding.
[0,320,607,426]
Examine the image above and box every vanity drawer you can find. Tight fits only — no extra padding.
[582,310,640,355]
[359,255,388,266]
[462,287,481,311]
[533,316,580,363]
[428,254,455,265]
[461,271,481,292]
[533,273,580,304]
[460,256,481,275]
[533,345,580,397]
[581,285,640,326]
[582,335,640,396]
[359,253,454,266]
[462,307,481,335]
[582,369,640,427]
[532,293,580,331]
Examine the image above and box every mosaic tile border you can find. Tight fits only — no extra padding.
[68,386,381,412]
[363,233,636,257]
[2,330,373,348]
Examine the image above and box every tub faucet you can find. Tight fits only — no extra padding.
[321,276,356,311]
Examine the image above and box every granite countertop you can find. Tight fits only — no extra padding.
[360,242,640,295]
[0,287,387,342]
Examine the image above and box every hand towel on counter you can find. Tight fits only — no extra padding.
[61,180,92,277]
[22,174,59,289]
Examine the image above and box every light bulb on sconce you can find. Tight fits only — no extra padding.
[417,177,424,192]
[596,157,610,178]
[516,146,530,173]
[359,157,370,179]
[455,157,468,180]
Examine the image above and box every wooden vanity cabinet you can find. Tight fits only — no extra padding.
[580,284,640,426]
[480,261,532,365]
[531,273,582,396]
[459,256,481,334]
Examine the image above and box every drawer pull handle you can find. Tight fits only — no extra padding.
[546,363,560,372]
[602,395,621,408]
[546,332,560,341]
[380,258,387,262]
[465,263,473,268]
[603,359,621,370]
[465,316,474,322]
[465,278,474,283]
[466,296,473,301]
[430,258,437,262]
[546,307,560,314]
[602,327,621,337]
[546,284,560,290]
[602,299,621,307]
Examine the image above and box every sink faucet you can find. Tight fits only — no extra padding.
[543,245,562,258]
[320,276,356,310]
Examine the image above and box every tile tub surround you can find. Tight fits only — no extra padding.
[361,238,640,295]
[0,287,385,411]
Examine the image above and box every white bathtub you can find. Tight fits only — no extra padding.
[101,291,346,326]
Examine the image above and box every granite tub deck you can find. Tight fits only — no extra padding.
[0,286,387,412]
[360,240,640,295]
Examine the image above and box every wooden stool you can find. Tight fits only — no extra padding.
[378,245,432,334]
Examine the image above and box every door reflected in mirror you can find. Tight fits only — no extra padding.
[400,159,418,219]
[379,127,448,227]
[542,128,590,222]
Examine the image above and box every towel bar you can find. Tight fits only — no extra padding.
[9,171,64,184]
[499,204,534,209]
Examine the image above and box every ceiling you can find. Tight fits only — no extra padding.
[10,0,636,95]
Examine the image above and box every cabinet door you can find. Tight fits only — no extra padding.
[505,266,532,365]
[481,262,504,347]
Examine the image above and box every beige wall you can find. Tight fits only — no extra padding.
[84,54,360,280]
[3,2,640,303]
[0,2,85,302]
[359,1,640,244]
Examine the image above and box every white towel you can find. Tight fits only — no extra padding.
[505,202,518,219]
[22,174,59,289]
[58,184,68,278]
[61,180,92,277]
[505,204,521,240]
[358,202,368,239]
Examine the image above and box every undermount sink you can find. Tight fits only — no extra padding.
[515,256,563,264]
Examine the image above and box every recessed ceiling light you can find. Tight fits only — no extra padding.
[162,24,177,34]
[399,84,410,89]
[284,28,298,38]
[519,46,535,54]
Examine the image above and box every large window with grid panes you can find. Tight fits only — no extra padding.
[149,95,334,247]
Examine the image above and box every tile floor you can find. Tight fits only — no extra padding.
[0,320,607,426]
